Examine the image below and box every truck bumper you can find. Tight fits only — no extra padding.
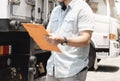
[109,40,120,57]
[96,40,120,59]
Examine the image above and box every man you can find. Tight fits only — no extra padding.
[45,0,94,81]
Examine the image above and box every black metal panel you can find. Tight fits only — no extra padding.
[34,51,51,78]
[0,19,10,31]
[0,32,30,55]
[0,31,51,80]
[0,56,11,68]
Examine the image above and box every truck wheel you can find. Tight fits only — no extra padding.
[88,44,96,70]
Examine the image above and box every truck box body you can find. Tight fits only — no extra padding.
[0,0,53,80]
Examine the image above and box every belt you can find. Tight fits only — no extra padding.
[80,66,88,72]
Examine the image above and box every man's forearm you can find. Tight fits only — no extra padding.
[57,31,92,47]
[66,36,91,47]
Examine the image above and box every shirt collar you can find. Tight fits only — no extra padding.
[61,0,80,11]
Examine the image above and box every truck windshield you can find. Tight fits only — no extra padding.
[88,0,107,16]
[87,0,119,18]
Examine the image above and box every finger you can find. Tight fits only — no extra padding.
[44,36,51,42]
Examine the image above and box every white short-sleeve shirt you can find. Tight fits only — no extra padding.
[47,0,94,78]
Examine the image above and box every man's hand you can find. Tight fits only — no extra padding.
[45,34,63,46]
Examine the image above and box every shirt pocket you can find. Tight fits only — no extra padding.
[62,17,75,33]
[51,18,59,32]
[51,18,58,25]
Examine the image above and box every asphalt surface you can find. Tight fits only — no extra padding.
[86,56,120,81]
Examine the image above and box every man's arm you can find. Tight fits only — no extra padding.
[66,30,92,47]
[45,30,93,47]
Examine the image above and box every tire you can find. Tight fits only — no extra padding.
[88,44,96,70]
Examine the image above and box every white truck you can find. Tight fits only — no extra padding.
[0,0,55,81]
[0,0,120,81]
[85,0,120,70]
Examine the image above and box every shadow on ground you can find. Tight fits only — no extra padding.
[91,65,119,72]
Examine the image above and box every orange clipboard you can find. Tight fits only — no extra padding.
[22,23,60,52]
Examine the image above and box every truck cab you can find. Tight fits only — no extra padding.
[85,0,120,70]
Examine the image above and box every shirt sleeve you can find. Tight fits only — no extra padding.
[47,6,59,31]
[46,10,54,31]
[78,5,94,32]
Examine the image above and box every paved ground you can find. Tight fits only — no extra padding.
[35,56,120,81]
[86,56,120,81]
